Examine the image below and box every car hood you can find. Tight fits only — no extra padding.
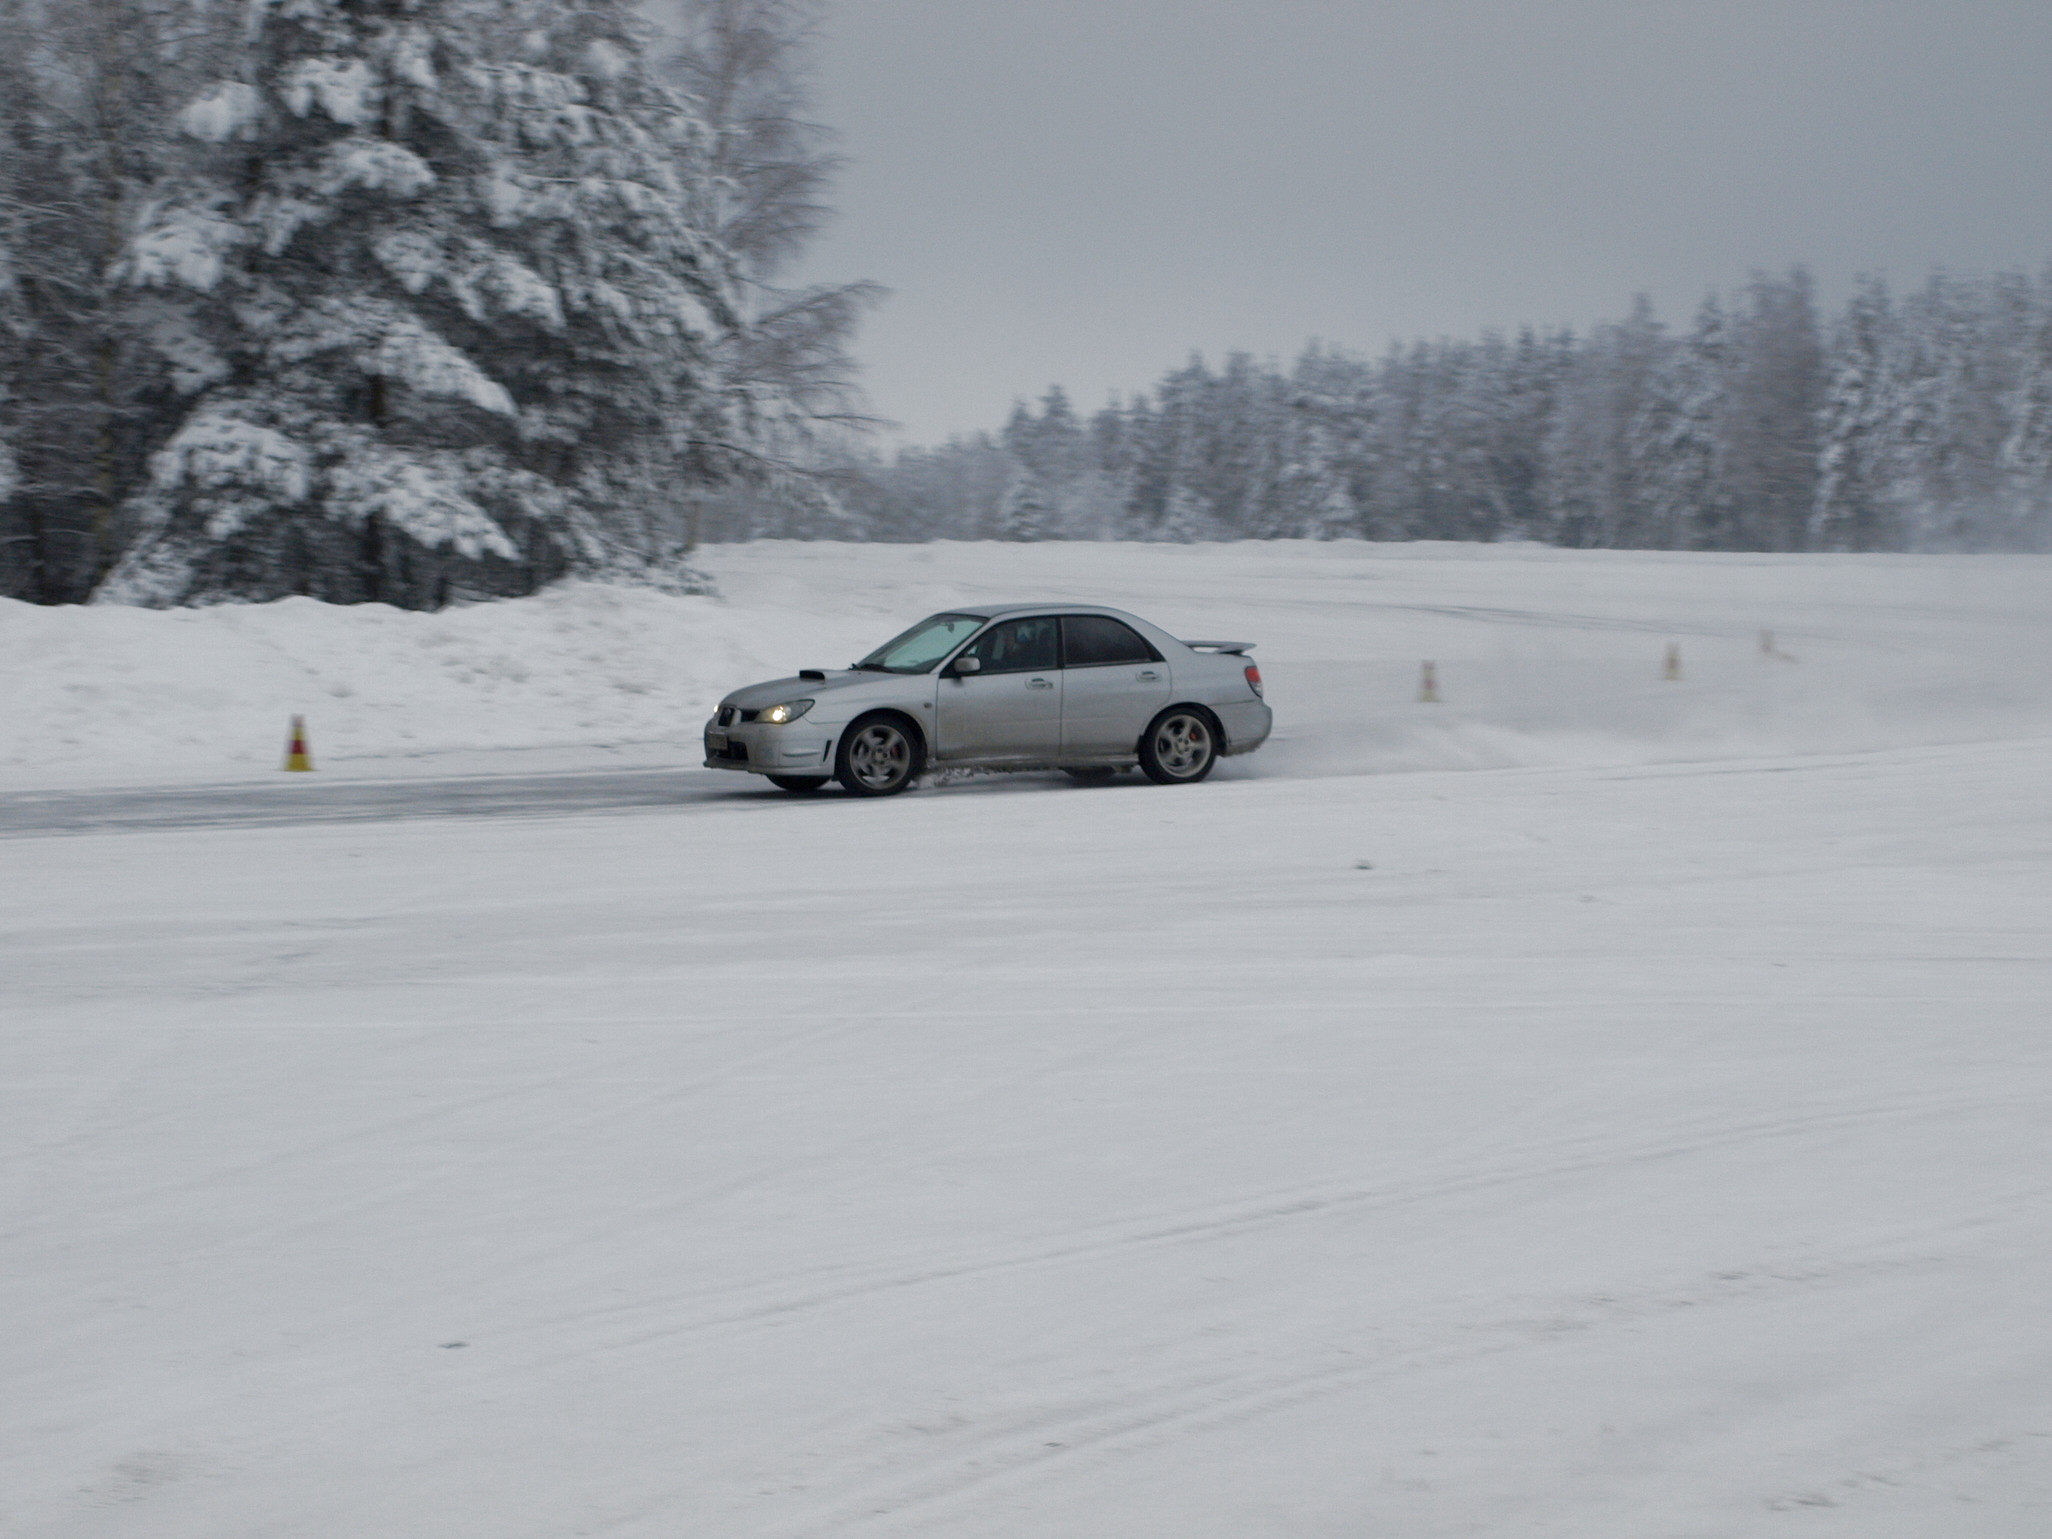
[720,670,898,710]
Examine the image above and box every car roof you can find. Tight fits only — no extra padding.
[956,603,1133,620]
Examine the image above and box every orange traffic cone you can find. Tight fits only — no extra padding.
[1417,661,1440,703]
[284,715,314,772]
[1663,643,1682,682]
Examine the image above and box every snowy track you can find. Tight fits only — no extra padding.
[5,544,2051,1536]
[0,762,1271,836]
[0,767,732,837]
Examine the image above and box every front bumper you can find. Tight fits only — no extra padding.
[704,720,836,774]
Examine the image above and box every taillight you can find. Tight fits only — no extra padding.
[1244,663,1263,698]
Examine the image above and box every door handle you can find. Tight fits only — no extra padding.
[1138,671,1160,680]
[1027,677,1054,689]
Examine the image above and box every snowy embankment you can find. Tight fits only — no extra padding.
[4,539,2051,787]
[6,542,2052,1537]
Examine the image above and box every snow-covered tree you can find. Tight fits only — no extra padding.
[1154,484,1212,543]
[1642,294,1729,549]
[0,330,19,529]
[103,0,744,607]
[1113,390,1171,536]
[1811,276,1894,551]
[1996,269,2052,551]
[1268,417,1356,539]
[0,0,227,602]
[1197,353,1280,535]
[1289,342,1382,536]
[999,384,1124,537]
[0,181,23,514]
[1433,333,1537,541]
[1719,270,1822,550]
[1541,296,1663,547]
[997,467,1051,541]
[839,432,1010,540]
[1875,270,2045,551]
[1367,341,1458,540]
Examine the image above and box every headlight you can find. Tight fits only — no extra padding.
[759,699,813,725]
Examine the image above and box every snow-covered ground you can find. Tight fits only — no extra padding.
[5,542,2051,1536]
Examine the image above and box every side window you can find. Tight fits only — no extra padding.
[960,617,1059,674]
[1061,614,1160,667]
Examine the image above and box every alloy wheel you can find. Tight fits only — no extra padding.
[845,721,914,792]
[1148,712,1214,780]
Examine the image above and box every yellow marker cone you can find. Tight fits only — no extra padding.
[284,715,314,772]
[1663,643,1682,682]
[1418,661,1440,703]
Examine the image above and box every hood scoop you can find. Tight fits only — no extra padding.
[799,669,828,681]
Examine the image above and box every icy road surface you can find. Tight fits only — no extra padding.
[0,768,715,837]
[4,543,2051,1536]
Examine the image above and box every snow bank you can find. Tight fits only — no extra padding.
[3,541,2049,789]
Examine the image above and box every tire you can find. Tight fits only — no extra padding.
[834,713,924,797]
[766,775,829,793]
[1063,767,1118,784]
[1139,707,1218,784]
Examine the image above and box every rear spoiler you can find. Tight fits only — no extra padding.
[1182,639,1255,655]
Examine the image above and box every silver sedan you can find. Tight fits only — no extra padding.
[703,604,1273,796]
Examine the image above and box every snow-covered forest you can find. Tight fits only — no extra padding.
[5,2,2051,610]
[0,0,867,607]
[738,267,2052,554]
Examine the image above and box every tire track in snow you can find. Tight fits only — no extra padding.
[1382,602,1734,637]
[533,1090,2041,1359]
[0,1008,893,1260]
[764,1247,1986,1539]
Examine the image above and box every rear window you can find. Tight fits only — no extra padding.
[1062,615,1159,667]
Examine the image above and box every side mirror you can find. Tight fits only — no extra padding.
[951,655,982,675]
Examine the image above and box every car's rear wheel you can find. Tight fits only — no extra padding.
[1139,707,1217,784]
[766,775,829,793]
[835,714,923,796]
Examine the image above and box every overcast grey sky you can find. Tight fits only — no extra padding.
[788,0,2052,445]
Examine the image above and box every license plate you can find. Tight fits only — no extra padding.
[707,732,727,751]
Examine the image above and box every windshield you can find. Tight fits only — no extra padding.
[855,613,986,673]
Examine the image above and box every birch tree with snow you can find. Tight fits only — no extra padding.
[659,0,880,538]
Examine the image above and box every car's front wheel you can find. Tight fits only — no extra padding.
[766,775,829,793]
[834,714,924,796]
[1139,707,1218,784]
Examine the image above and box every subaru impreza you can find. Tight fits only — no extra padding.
[703,604,1272,796]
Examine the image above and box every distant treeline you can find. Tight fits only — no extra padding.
[712,266,2052,554]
